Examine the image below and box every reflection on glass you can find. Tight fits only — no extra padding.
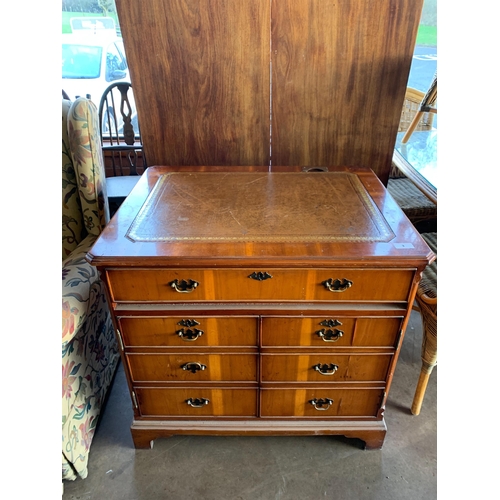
[396,130,437,189]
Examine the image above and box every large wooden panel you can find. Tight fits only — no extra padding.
[115,0,270,166]
[271,0,423,183]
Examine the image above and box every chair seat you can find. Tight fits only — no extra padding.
[418,232,437,301]
[106,175,141,200]
[387,178,436,224]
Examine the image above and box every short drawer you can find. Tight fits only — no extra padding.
[127,353,258,382]
[118,317,258,347]
[106,268,414,302]
[135,387,258,417]
[261,353,392,382]
[262,317,402,347]
[260,388,384,417]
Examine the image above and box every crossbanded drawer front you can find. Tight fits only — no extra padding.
[262,317,402,347]
[118,317,258,347]
[136,388,258,417]
[106,268,414,302]
[260,388,384,417]
[127,353,258,382]
[261,354,392,382]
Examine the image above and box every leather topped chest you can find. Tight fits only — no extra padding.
[87,166,434,449]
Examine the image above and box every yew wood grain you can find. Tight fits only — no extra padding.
[261,317,402,347]
[106,268,414,303]
[126,353,258,382]
[115,0,270,167]
[271,0,423,183]
[118,316,258,347]
[87,167,434,450]
[135,387,258,417]
[261,353,392,382]
[260,388,384,417]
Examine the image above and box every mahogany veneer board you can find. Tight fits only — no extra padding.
[271,0,423,181]
[115,0,423,184]
[115,0,271,167]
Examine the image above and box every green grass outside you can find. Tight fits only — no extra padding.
[416,25,437,47]
[62,12,119,34]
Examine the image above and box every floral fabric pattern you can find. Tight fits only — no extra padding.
[62,98,119,481]
[62,99,85,259]
[67,98,110,238]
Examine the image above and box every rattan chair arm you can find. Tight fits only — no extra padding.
[417,292,437,306]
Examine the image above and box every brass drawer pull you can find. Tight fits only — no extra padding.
[248,271,273,281]
[321,278,353,292]
[181,362,207,373]
[316,328,344,342]
[169,279,199,293]
[313,363,339,375]
[177,319,200,327]
[177,328,204,341]
[319,319,342,327]
[309,398,334,410]
[186,398,210,408]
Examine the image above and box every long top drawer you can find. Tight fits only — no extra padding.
[106,268,414,303]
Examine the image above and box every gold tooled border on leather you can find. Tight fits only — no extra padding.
[126,172,395,243]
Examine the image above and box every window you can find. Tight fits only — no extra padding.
[105,41,127,81]
[407,0,437,95]
[62,1,127,101]
[62,43,103,79]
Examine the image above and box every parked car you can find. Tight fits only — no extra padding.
[62,32,130,104]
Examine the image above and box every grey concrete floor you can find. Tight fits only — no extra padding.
[62,310,436,500]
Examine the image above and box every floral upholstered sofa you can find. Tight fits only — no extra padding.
[62,97,120,481]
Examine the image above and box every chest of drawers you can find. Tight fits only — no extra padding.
[87,167,434,449]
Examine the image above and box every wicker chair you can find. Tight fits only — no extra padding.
[411,232,437,415]
[402,75,437,144]
[387,87,437,227]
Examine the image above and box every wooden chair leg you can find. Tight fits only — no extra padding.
[401,110,424,143]
[411,360,436,415]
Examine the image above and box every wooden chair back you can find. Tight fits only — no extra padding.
[98,82,146,177]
